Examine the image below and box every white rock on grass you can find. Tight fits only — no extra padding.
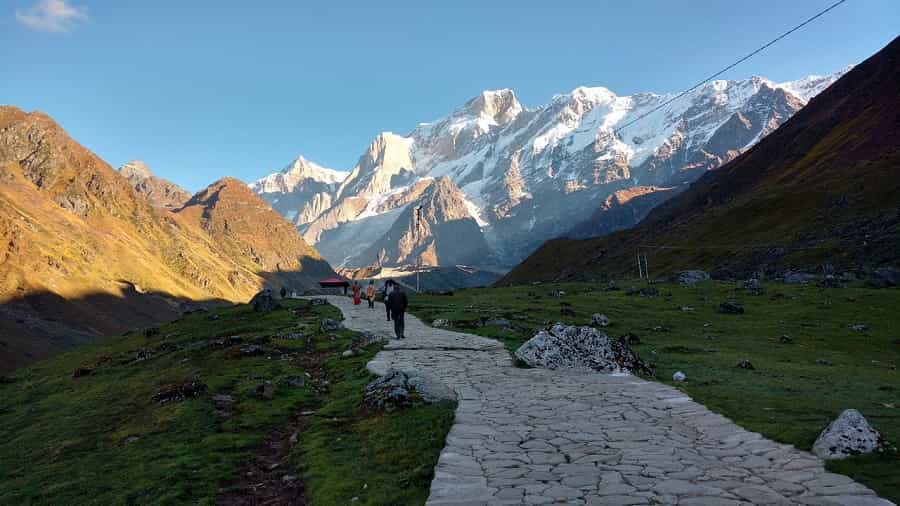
[515,324,652,375]
[812,409,882,460]
[673,371,686,382]
[590,313,610,327]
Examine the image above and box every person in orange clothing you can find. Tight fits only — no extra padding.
[351,280,362,305]
[365,280,376,309]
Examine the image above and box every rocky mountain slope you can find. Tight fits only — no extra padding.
[0,107,334,371]
[119,160,191,209]
[501,36,900,283]
[254,69,846,270]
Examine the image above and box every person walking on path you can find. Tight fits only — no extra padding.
[386,283,408,339]
[365,280,376,309]
[351,281,362,305]
[382,279,395,321]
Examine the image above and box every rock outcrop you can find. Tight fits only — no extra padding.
[812,409,883,460]
[515,324,653,375]
[363,368,456,412]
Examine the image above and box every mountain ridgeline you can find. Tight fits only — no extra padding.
[252,69,846,270]
[501,36,900,284]
[0,107,334,371]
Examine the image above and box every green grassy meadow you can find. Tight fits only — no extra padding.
[409,280,900,502]
[0,299,454,506]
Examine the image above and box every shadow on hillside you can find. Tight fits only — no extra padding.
[0,285,230,374]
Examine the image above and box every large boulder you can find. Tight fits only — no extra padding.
[364,369,455,412]
[674,270,710,285]
[812,409,883,460]
[515,324,653,375]
[319,318,343,332]
[251,289,280,313]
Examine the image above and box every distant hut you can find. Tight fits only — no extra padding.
[319,277,350,295]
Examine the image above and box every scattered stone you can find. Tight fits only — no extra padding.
[605,280,620,291]
[680,305,695,312]
[674,270,709,285]
[590,313,610,327]
[289,432,299,444]
[816,359,834,366]
[208,314,220,321]
[211,393,236,405]
[282,474,298,484]
[279,376,306,388]
[736,359,754,370]
[719,301,745,314]
[432,319,450,328]
[341,350,354,358]
[241,344,266,356]
[547,290,566,297]
[812,409,883,459]
[673,371,686,382]
[123,436,140,445]
[250,288,280,313]
[156,342,177,352]
[278,332,304,340]
[481,317,512,329]
[652,325,671,332]
[779,334,793,344]
[352,331,385,348]
[255,381,277,400]
[363,369,456,412]
[870,266,900,288]
[135,348,154,362]
[638,287,659,297]
[818,275,845,288]
[151,381,208,405]
[310,297,328,306]
[743,278,763,295]
[784,271,813,284]
[848,323,868,332]
[144,327,160,337]
[300,410,316,416]
[515,324,653,375]
[72,366,94,378]
[320,318,343,332]
[618,332,640,346]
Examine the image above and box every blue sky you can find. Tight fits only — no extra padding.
[2,1,898,192]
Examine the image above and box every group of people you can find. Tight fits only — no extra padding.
[350,279,408,339]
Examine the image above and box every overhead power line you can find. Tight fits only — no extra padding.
[613,0,850,137]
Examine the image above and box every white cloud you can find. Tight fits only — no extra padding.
[15,0,88,33]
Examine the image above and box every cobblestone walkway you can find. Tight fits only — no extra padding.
[326,296,893,506]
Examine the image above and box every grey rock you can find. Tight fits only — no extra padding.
[279,332,304,340]
[320,318,343,332]
[812,409,882,459]
[743,278,763,294]
[784,271,813,285]
[250,289,280,313]
[310,297,328,305]
[872,266,900,287]
[590,313,610,327]
[719,301,744,314]
[255,381,276,400]
[364,369,455,412]
[134,348,154,362]
[341,349,354,358]
[432,318,450,328]
[816,358,834,366]
[848,323,868,332]
[481,318,512,329]
[673,371,686,381]
[736,359,754,370]
[779,334,793,344]
[674,270,709,285]
[240,344,266,356]
[515,324,653,375]
[818,275,845,288]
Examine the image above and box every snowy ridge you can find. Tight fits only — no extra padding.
[252,66,848,269]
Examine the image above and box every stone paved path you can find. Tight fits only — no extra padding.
[326,296,894,506]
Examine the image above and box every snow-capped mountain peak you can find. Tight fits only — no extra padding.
[253,67,850,271]
[251,156,347,194]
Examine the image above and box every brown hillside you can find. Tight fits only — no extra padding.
[502,36,900,284]
[0,106,334,371]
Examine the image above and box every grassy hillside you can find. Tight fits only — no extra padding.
[502,36,900,284]
[409,281,900,502]
[0,299,453,505]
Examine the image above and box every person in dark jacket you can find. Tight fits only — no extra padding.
[386,283,408,339]
[382,279,395,321]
